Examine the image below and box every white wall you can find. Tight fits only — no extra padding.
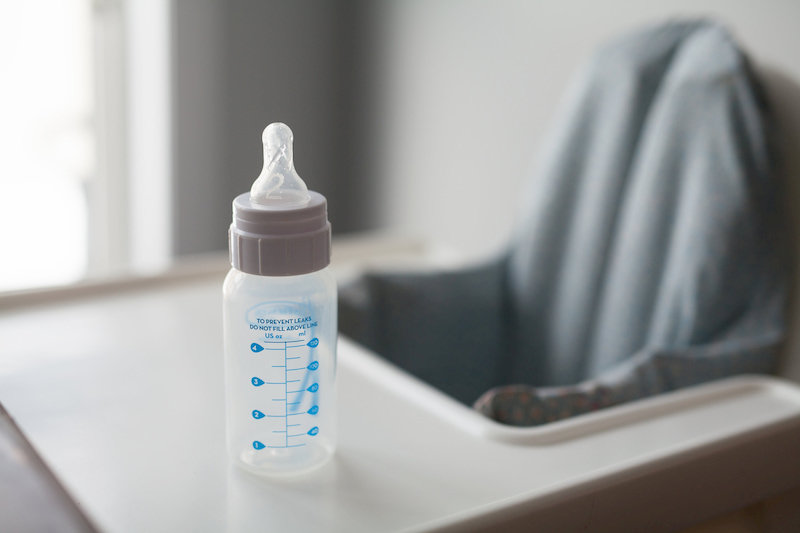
[372,0,800,260]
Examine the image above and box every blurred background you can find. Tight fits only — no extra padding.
[2,0,800,293]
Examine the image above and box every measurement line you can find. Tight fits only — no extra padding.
[287,368,304,371]
[272,430,286,433]
[267,415,286,418]
[287,379,300,383]
[287,390,303,394]
[287,423,300,427]
[272,365,285,368]
[287,412,303,416]
[264,381,285,385]
[287,402,301,406]
[288,433,305,438]
[287,356,301,360]
[272,398,285,402]
[284,342,288,447]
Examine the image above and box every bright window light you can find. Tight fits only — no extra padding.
[0,1,93,291]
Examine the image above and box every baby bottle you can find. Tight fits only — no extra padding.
[223,122,337,476]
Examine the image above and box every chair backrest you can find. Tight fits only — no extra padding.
[506,21,786,387]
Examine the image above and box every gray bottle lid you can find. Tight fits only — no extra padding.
[228,123,331,276]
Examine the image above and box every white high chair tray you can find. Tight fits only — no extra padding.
[0,260,799,532]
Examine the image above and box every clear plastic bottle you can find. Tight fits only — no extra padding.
[223,123,336,476]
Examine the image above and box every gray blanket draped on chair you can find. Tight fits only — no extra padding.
[339,20,787,426]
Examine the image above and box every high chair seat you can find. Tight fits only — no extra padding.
[340,20,788,425]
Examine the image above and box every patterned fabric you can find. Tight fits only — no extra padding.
[474,334,780,425]
[339,20,787,426]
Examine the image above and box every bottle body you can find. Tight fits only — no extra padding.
[223,266,337,476]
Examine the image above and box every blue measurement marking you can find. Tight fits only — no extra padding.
[251,338,316,450]
[284,341,288,447]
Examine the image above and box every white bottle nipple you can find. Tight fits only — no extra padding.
[250,122,311,209]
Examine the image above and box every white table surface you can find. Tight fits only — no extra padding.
[2,262,800,532]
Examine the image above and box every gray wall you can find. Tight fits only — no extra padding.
[171,1,800,260]
[371,0,800,260]
[172,0,379,256]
